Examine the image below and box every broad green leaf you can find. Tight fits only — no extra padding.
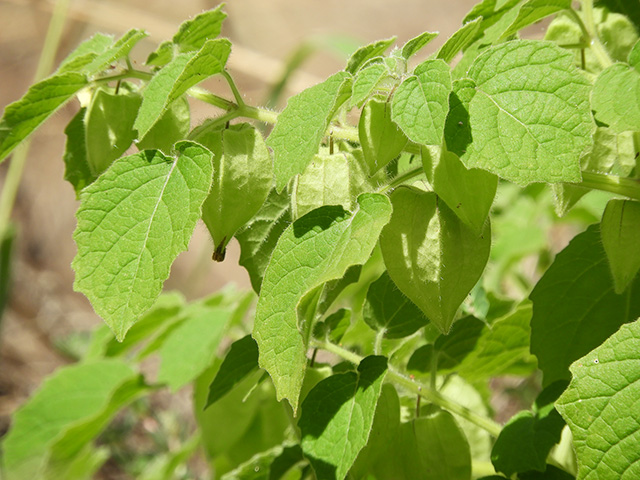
[380,187,491,334]
[134,38,231,138]
[314,308,351,344]
[552,127,636,216]
[157,306,231,391]
[500,0,571,40]
[401,31,438,59]
[85,87,141,176]
[592,63,640,133]
[556,318,640,480]
[253,193,392,411]
[57,33,114,73]
[316,264,362,317]
[422,145,497,234]
[1,360,136,480]
[492,381,568,476]
[220,443,304,480]
[136,95,190,153]
[530,224,640,386]
[173,5,227,53]
[600,199,640,294]
[299,356,387,480]
[350,61,390,107]
[630,39,640,70]
[345,37,396,74]
[146,41,174,67]
[73,141,213,340]
[391,59,452,146]
[597,8,640,63]
[292,152,370,219]
[376,407,472,480]
[236,189,291,293]
[82,29,148,74]
[363,271,429,338]
[359,98,408,174]
[267,72,352,192]
[463,40,593,185]
[0,224,15,322]
[196,123,273,254]
[437,17,483,63]
[206,334,259,408]
[0,72,88,162]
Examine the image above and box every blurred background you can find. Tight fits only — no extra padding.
[0,0,491,476]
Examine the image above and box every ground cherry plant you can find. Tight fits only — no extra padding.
[1,0,640,479]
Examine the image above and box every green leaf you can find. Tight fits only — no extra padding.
[463,40,593,185]
[206,334,259,408]
[56,33,114,74]
[314,308,351,344]
[600,199,640,294]
[391,59,452,146]
[350,61,391,107]
[500,0,571,40]
[196,123,273,253]
[530,224,640,386]
[363,271,429,339]
[492,381,568,476]
[85,87,141,176]
[136,95,190,153]
[236,188,291,293]
[519,465,577,479]
[437,17,483,63]
[146,41,175,67]
[0,72,88,162]
[173,5,227,53]
[359,98,408,174]
[220,443,304,480]
[82,29,148,74]
[630,38,640,70]
[401,31,439,59]
[292,152,371,219]
[556,318,640,480]
[253,193,392,412]
[422,145,497,234]
[345,37,396,74]
[62,108,93,196]
[592,63,640,133]
[157,306,231,391]
[267,72,352,192]
[380,187,491,334]
[299,355,387,480]
[134,38,231,138]
[1,360,136,480]
[72,141,213,340]
[376,407,472,480]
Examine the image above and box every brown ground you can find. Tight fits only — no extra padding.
[0,0,497,477]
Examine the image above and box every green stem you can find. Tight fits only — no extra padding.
[223,70,245,107]
[575,172,640,201]
[0,0,70,237]
[94,68,153,83]
[312,340,503,438]
[187,86,238,111]
[576,0,614,68]
[376,165,426,194]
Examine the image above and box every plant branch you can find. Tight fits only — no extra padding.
[222,70,245,107]
[574,172,640,201]
[573,1,614,69]
[312,339,503,438]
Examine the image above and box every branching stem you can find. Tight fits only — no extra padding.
[312,339,503,438]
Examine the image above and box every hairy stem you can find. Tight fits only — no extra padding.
[313,339,503,437]
[575,172,640,201]
[575,0,614,68]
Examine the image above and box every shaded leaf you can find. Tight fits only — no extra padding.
[299,356,387,480]
[359,98,408,174]
[601,199,640,294]
[62,108,93,195]
[592,62,640,133]
[136,95,190,153]
[530,224,640,386]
